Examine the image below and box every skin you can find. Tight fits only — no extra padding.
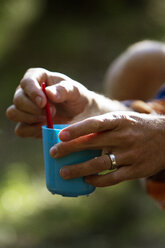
[104,40,165,100]
[49,112,165,187]
[6,40,165,188]
[6,68,127,138]
[6,68,93,138]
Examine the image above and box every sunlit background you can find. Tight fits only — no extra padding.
[1,0,165,247]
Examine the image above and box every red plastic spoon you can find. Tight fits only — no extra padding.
[41,82,53,129]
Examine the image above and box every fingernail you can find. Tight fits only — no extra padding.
[35,96,42,107]
[60,130,70,141]
[50,147,57,157]
[55,92,61,100]
[60,168,69,179]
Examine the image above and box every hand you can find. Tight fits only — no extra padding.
[50,111,165,187]
[6,68,92,138]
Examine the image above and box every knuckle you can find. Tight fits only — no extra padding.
[89,118,105,131]
[25,116,37,125]
[97,156,110,171]
[14,124,26,137]
[118,132,129,143]
[56,142,67,156]
[13,93,22,108]
[57,84,68,96]
[14,123,34,138]
[20,78,28,89]
[73,85,80,97]
[20,78,40,100]
[116,116,127,129]
[6,106,16,120]
[30,91,40,101]
[20,77,30,90]
[68,167,77,178]
[117,128,134,145]
[111,173,122,184]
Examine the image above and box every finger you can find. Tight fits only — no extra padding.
[59,113,119,141]
[50,130,129,158]
[14,88,43,115]
[60,151,132,180]
[60,155,112,179]
[20,68,48,108]
[104,152,132,168]
[20,68,72,108]
[50,133,105,158]
[46,80,77,103]
[15,122,44,138]
[6,105,46,124]
[85,166,133,187]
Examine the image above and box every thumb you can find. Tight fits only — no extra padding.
[46,80,79,103]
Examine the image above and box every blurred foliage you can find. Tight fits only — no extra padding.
[0,163,164,248]
[1,0,165,247]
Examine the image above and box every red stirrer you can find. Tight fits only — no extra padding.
[41,82,53,129]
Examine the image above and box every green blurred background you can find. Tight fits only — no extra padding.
[1,0,165,247]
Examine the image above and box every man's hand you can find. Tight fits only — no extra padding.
[50,112,165,187]
[6,68,92,138]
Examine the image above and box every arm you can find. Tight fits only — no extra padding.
[104,40,165,101]
[72,90,128,123]
[6,67,128,138]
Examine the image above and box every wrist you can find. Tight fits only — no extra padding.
[88,91,129,114]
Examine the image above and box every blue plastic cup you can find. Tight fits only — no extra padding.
[42,125,101,197]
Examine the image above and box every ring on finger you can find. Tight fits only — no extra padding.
[107,153,118,170]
